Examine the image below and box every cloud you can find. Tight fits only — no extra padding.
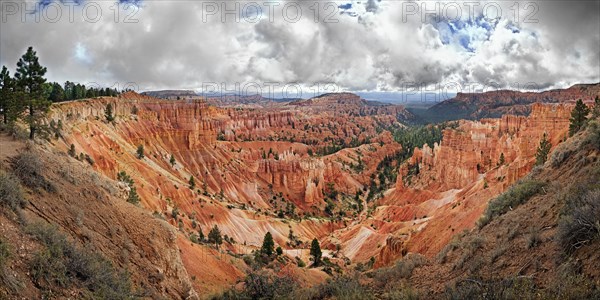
[0,0,598,93]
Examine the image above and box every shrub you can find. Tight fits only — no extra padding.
[296,257,306,268]
[313,274,372,300]
[550,147,572,168]
[444,277,537,300]
[68,144,76,157]
[526,227,542,249]
[84,154,94,165]
[11,152,55,192]
[27,222,133,298]
[382,287,419,300]
[558,189,600,254]
[215,270,298,300]
[136,145,144,159]
[374,254,426,287]
[478,179,545,228]
[0,238,22,293]
[450,234,485,271]
[585,120,600,150]
[489,245,507,263]
[0,171,26,211]
[0,239,9,268]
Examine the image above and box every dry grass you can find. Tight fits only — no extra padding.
[0,171,27,212]
[11,151,55,192]
[558,189,600,254]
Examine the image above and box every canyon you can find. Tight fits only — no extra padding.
[1,84,597,298]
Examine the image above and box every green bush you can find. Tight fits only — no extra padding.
[478,179,545,228]
[0,171,26,211]
[586,121,600,150]
[296,257,306,268]
[313,274,372,300]
[215,270,298,300]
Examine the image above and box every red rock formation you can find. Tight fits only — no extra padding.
[366,103,574,267]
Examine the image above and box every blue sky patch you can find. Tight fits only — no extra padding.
[339,3,352,10]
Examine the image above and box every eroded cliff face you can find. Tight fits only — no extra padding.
[48,91,409,293]
[358,103,573,267]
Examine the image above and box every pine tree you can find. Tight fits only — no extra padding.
[48,82,65,102]
[127,186,140,205]
[592,96,600,119]
[136,144,144,159]
[14,47,50,139]
[261,232,275,257]
[208,225,222,247]
[535,132,552,166]
[189,176,196,190]
[0,66,19,124]
[105,103,114,122]
[498,152,505,166]
[569,99,590,136]
[169,154,176,167]
[276,246,283,256]
[310,238,322,266]
[199,227,205,242]
[68,144,76,157]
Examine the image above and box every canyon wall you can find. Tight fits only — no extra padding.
[372,103,573,266]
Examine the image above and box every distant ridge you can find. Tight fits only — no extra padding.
[422,82,600,122]
[142,90,198,99]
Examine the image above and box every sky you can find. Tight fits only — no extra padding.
[1,0,599,97]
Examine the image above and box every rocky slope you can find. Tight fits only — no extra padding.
[0,135,198,298]
[377,117,600,298]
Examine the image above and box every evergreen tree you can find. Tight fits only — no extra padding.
[14,47,50,139]
[48,82,65,102]
[105,103,114,122]
[0,66,18,124]
[68,144,76,157]
[593,96,600,119]
[64,81,74,100]
[208,225,223,247]
[569,99,590,136]
[170,154,176,167]
[189,176,195,190]
[498,152,505,166]
[136,144,144,159]
[276,246,283,256]
[199,227,205,242]
[535,132,552,166]
[261,232,275,257]
[310,238,322,266]
[127,186,140,205]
